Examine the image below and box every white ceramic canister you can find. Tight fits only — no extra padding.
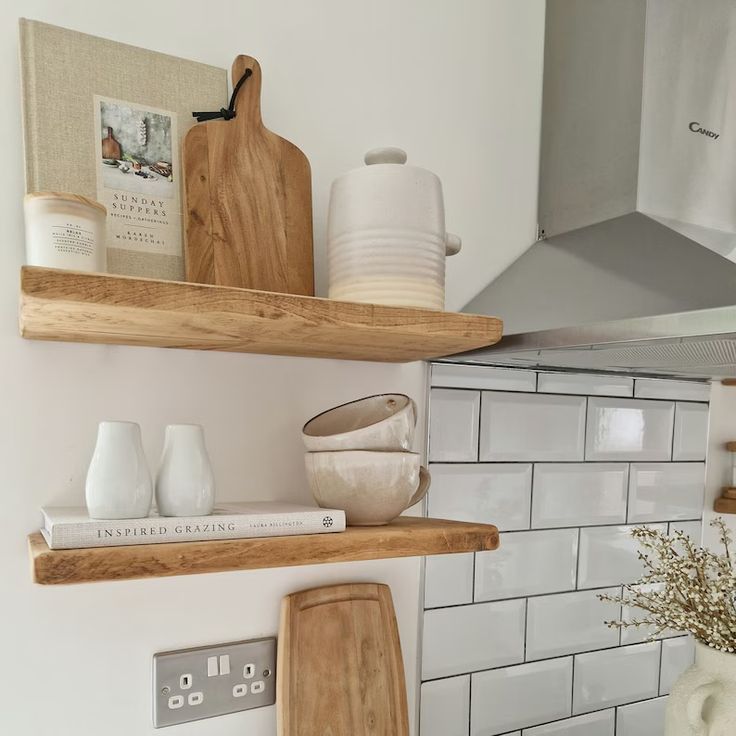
[666,640,736,735]
[24,192,107,272]
[85,421,153,519]
[155,424,215,517]
[327,147,461,310]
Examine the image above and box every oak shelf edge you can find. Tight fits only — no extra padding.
[29,517,500,585]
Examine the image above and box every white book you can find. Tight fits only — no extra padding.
[40,502,346,550]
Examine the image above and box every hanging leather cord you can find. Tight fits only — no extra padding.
[192,68,253,122]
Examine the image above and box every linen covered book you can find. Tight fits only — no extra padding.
[40,503,345,549]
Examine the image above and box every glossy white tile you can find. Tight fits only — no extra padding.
[422,599,525,679]
[585,397,674,461]
[538,372,633,397]
[471,658,573,736]
[573,642,660,714]
[523,709,615,736]
[660,637,695,695]
[669,520,703,544]
[475,529,578,601]
[673,402,709,461]
[429,389,480,462]
[424,553,474,609]
[420,676,470,736]
[428,464,532,531]
[635,378,711,402]
[627,463,705,523]
[432,364,536,392]
[578,525,667,589]
[480,392,586,462]
[532,464,628,528]
[615,695,668,736]
[526,588,620,660]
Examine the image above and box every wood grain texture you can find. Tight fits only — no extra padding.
[19,267,503,362]
[725,441,736,452]
[278,583,408,736]
[715,496,736,514]
[183,55,314,295]
[722,379,736,386]
[721,487,736,500]
[29,517,500,585]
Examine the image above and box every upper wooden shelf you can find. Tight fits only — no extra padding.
[19,267,502,363]
[29,517,499,585]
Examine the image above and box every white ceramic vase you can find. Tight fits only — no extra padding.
[155,424,215,517]
[85,421,152,519]
[327,147,461,310]
[666,640,736,735]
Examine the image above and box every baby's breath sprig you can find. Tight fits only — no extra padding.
[598,519,736,653]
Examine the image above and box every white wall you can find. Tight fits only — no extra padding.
[0,1,545,734]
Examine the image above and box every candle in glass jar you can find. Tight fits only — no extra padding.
[24,192,107,272]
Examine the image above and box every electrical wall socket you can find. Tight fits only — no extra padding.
[152,637,276,728]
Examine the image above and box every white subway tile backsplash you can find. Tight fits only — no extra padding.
[660,637,695,695]
[577,525,667,589]
[475,529,578,601]
[425,553,474,609]
[635,378,711,402]
[673,402,709,461]
[525,588,620,660]
[669,520,703,544]
[422,367,710,736]
[422,599,525,679]
[428,464,532,531]
[471,658,573,736]
[432,364,536,392]
[615,695,668,736]
[523,709,615,736]
[420,676,470,736]
[585,398,674,461]
[480,392,586,462]
[429,389,480,462]
[627,463,705,523]
[573,642,660,714]
[532,464,628,528]
[538,372,633,397]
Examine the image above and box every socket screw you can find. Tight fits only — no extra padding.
[263,668,272,678]
[161,686,170,695]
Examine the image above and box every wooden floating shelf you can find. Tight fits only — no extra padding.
[29,517,499,585]
[19,267,502,363]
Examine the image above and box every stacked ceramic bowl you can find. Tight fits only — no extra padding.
[302,394,429,526]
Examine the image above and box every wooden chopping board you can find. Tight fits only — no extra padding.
[101,127,121,160]
[183,55,314,294]
[278,583,409,736]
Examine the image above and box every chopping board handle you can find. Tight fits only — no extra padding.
[230,55,262,129]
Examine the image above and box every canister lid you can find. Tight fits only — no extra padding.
[364,147,408,165]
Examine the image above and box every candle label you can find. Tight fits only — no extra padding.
[93,95,182,259]
[51,222,96,257]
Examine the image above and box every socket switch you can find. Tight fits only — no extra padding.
[153,637,276,727]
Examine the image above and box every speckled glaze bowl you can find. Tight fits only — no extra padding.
[302,394,416,452]
[304,450,430,526]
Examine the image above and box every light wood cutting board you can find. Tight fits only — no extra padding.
[278,583,409,736]
[183,55,314,294]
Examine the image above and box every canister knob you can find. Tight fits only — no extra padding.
[364,147,408,165]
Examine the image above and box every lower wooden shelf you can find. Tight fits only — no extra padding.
[29,517,499,585]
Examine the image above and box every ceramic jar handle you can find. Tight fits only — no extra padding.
[445,232,462,256]
[406,466,431,509]
[686,680,721,735]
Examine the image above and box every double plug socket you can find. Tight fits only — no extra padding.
[153,637,277,727]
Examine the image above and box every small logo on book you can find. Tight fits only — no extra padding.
[322,516,334,528]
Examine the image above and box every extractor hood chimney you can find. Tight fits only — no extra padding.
[460,0,736,379]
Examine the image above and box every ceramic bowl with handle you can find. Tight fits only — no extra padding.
[302,393,416,452]
[304,450,430,526]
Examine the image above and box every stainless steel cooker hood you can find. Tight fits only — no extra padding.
[457,0,736,380]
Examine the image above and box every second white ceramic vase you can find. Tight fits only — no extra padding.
[155,424,215,517]
[85,421,153,519]
[665,640,736,735]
